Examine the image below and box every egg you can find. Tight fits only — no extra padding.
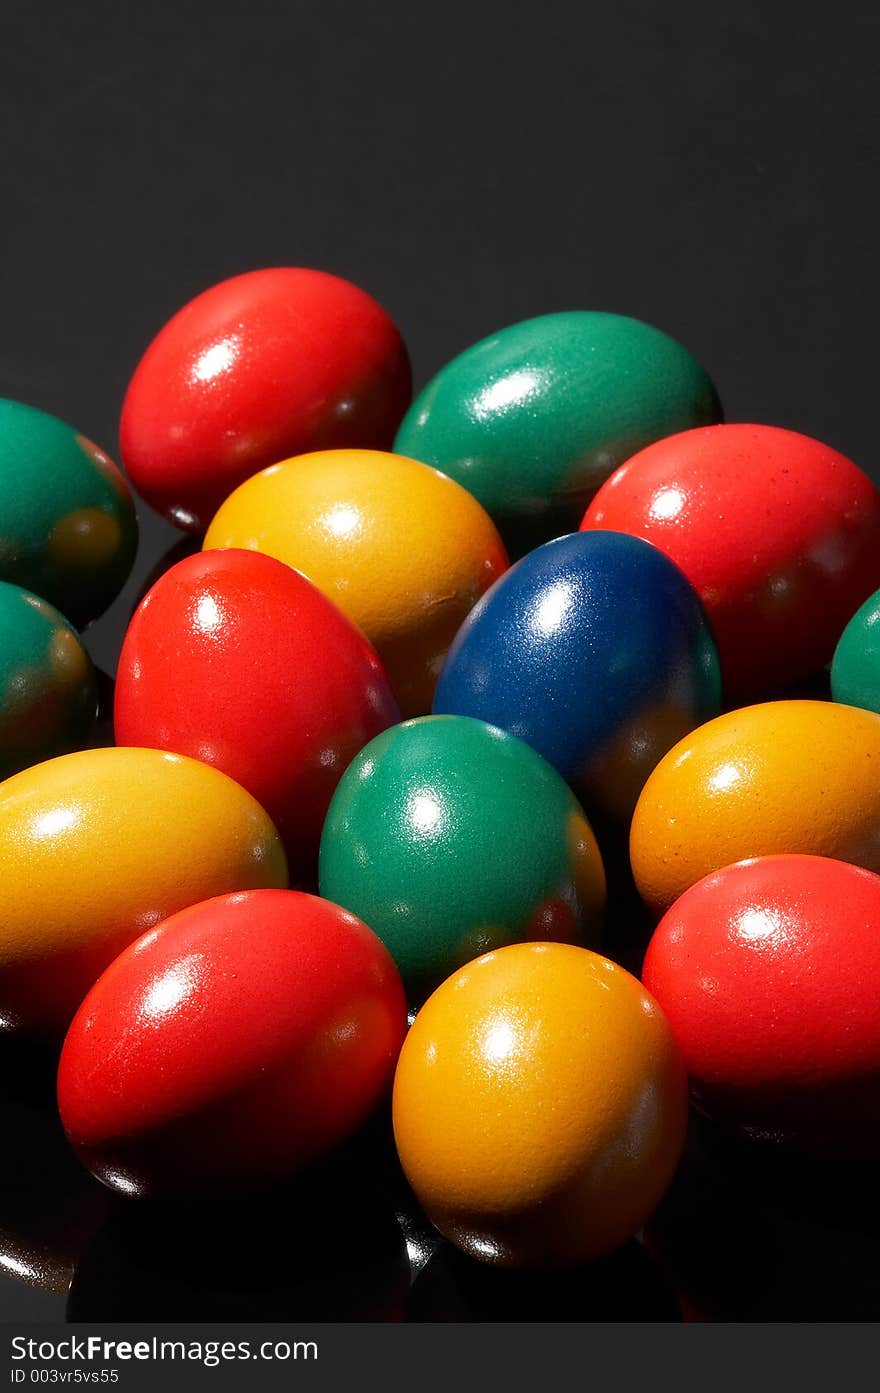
[642,855,880,1150]
[0,747,286,1035]
[432,530,721,820]
[120,268,412,531]
[393,311,721,550]
[0,582,97,779]
[392,942,687,1268]
[204,449,508,716]
[582,424,880,700]
[58,890,407,1196]
[319,715,606,997]
[0,399,137,626]
[631,699,880,914]
[114,548,399,881]
[832,587,880,714]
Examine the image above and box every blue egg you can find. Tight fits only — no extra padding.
[433,531,721,820]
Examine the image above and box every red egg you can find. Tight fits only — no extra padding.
[581,424,880,699]
[642,855,880,1150]
[114,548,399,883]
[57,890,408,1196]
[120,267,412,531]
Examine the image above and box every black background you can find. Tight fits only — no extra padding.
[0,0,878,1323]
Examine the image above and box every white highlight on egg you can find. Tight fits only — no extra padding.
[649,487,687,522]
[192,338,236,383]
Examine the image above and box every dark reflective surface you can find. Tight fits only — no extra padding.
[0,1040,117,1308]
[67,1159,410,1322]
[646,1116,880,1321]
[409,1241,681,1322]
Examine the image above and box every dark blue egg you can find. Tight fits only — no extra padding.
[433,531,721,821]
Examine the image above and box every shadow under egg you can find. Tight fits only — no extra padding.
[407,1236,681,1322]
[67,1152,410,1322]
[645,1114,880,1320]
[0,1040,117,1296]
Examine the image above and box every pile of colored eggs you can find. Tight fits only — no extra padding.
[3,264,880,1287]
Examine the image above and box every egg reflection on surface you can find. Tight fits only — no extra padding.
[67,1158,409,1321]
[408,1238,680,1322]
[0,1043,115,1298]
[645,1117,880,1320]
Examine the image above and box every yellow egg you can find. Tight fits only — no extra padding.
[631,699,880,913]
[392,942,686,1267]
[0,747,287,1035]
[203,449,509,716]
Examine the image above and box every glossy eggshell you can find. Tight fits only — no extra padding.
[631,700,880,914]
[831,587,880,713]
[393,311,721,549]
[0,399,137,626]
[319,715,606,997]
[392,942,687,1268]
[582,424,880,700]
[120,268,412,531]
[0,747,287,1036]
[642,856,880,1150]
[57,890,408,1196]
[204,449,508,716]
[0,582,97,779]
[114,548,399,882]
[432,530,721,820]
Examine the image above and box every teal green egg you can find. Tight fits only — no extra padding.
[393,311,721,549]
[0,399,138,626]
[0,581,98,779]
[831,587,880,714]
[318,714,606,998]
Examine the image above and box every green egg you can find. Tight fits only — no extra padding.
[394,311,721,550]
[0,581,98,779]
[318,714,606,999]
[832,587,880,714]
[0,399,138,626]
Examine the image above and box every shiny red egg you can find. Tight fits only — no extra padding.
[114,548,400,883]
[57,890,408,1197]
[120,267,412,531]
[581,423,880,699]
[642,855,880,1150]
